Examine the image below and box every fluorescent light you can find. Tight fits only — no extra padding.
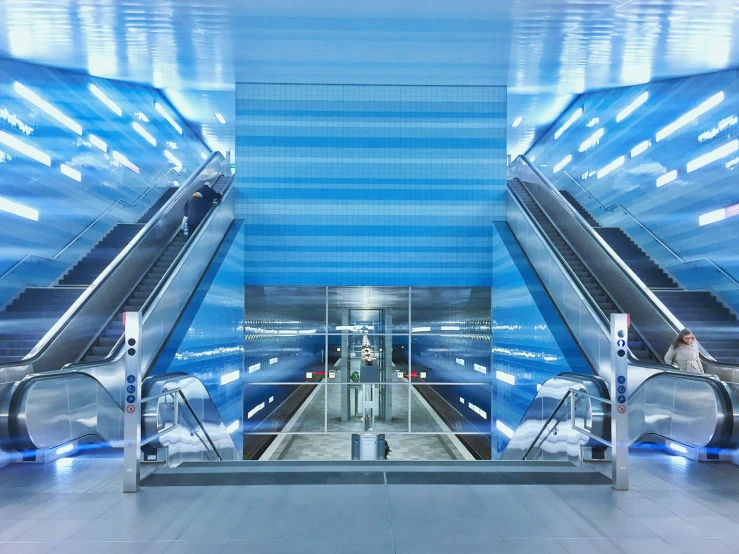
[269,396,274,403]
[586,117,599,128]
[135,112,149,123]
[269,357,278,365]
[699,208,726,226]
[215,113,227,124]
[0,131,51,165]
[306,372,313,379]
[89,134,107,152]
[686,139,739,173]
[579,128,604,152]
[668,442,688,454]
[0,196,38,221]
[630,140,651,158]
[13,82,82,135]
[132,122,156,146]
[553,154,572,173]
[456,358,465,365]
[656,170,677,187]
[164,150,182,169]
[299,329,317,334]
[496,420,514,438]
[247,402,265,419]
[56,444,74,455]
[200,151,208,160]
[554,107,583,140]
[616,91,648,123]
[473,364,487,374]
[60,164,81,182]
[496,370,516,385]
[512,116,524,128]
[226,420,239,433]
[155,102,182,134]
[112,150,139,174]
[220,370,240,385]
[248,363,261,373]
[89,84,122,117]
[597,156,624,179]
[459,397,465,403]
[440,326,460,331]
[656,91,724,142]
[412,326,431,333]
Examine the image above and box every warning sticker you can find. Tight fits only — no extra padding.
[617,405,626,414]
[126,405,136,414]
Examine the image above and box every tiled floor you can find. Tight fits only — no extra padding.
[265,382,469,461]
[2,449,739,552]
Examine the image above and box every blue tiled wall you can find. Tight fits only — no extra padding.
[408,225,591,455]
[0,57,209,305]
[490,223,591,456]
[151,222,245,454]
[527,69,739,312]
[235,84,506,287]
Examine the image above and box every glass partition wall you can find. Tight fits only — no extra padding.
[244,286,492,461]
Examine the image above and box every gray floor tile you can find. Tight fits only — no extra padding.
[610,538,681,554]
[50,542,114,553]
[663,536,735,554]
[394,537,506,554]
[499,539,568,553]
[610,496,674,516]
[68,519,141,542]
[557,539,623,554]
[13,519,93,543]
[575,510,658,538]
[48,495,125,520]
[686,515,739,538]
[106,542,173,553]
[638,515,707,538]
[0,520,39,542]
[642,492,719,517]
[0,544,59,554]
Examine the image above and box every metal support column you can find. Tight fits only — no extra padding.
[123,312,143,493]
[610,313,629,491]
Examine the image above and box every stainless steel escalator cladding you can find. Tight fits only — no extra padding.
[0,152,231,383]
[1,157,239,462]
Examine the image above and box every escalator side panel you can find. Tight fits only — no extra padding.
[506,189,614,382]
[512,160,676,361]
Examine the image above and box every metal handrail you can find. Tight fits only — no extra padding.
[508,178,664,369]
[522,389,575,460]
[520,157,687,340]
[65,172,235,370]
[561,170,739,292]
[141,388,223,460]
[0,167,176,284]
[1,152,220,369]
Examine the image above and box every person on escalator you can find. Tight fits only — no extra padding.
[665,328,704,373]
[182,181,222,236]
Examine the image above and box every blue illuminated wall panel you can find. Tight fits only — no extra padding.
[236,83,506,287]
[528,69,739,312]
[151,222,245,454]
[0,57,209,305]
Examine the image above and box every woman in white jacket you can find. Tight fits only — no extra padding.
[664,328,704,373]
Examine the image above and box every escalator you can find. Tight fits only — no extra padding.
[499,155,739,458]
[0,152,239,462]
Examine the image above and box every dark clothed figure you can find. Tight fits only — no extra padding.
[183,182,222,235]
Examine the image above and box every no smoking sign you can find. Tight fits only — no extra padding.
[617,405,626,414]
[126,405,136,414]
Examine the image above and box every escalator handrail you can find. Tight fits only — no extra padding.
[507,177,703,375]
[63,173,236,373]
[561,169,739,292]
[519,156,687,338]
[0,166,177,286]
[0,152,223,371]
[519,157,739,373]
